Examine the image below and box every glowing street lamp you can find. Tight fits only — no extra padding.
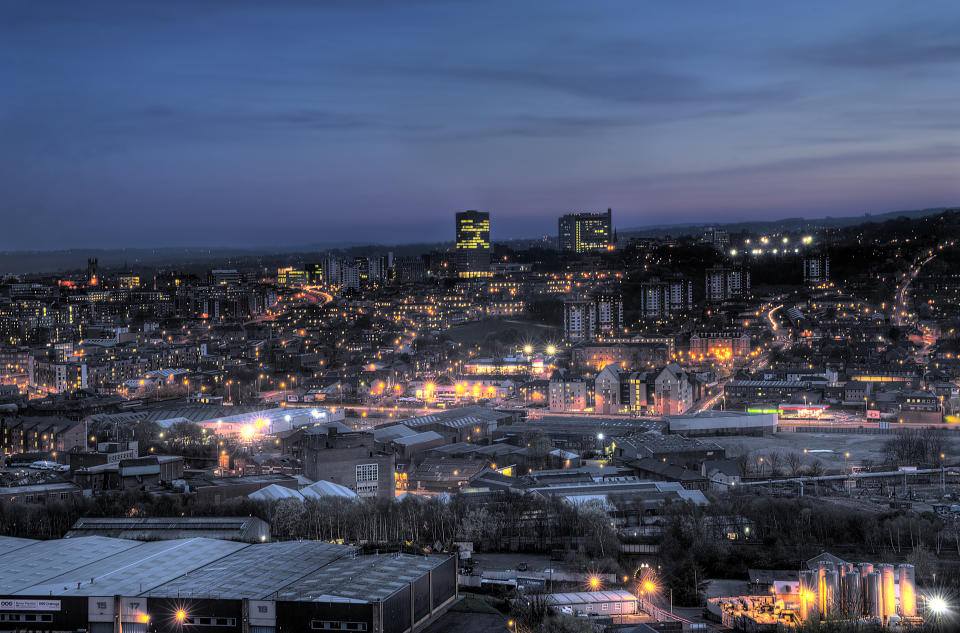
[927,595,948,618]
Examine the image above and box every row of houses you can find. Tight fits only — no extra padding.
[555,363,705,415]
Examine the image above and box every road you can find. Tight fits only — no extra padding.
[893,253,934,328]
[245,285,333,325]
[696,301,787,413]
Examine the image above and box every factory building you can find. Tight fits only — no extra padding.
[544,591,637,616]
[666,411,778,437]
[708,553,921,630]
[64,517,271,543]
[0,536,456,633]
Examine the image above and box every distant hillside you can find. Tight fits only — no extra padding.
[1,206,955,276]
[617,207,955,238]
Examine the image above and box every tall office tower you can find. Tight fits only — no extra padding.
[640,277,694,318]
[558,209,614,254]
[803,253,830,284]
[455,210,491,277]
[704,264,751,303]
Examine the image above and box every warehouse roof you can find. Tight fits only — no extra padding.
[545,591,638,605]
[399,406,512,429]
[0,535,37,556]
[145,540,350,600]
[0,536,142,594]
[65,516,268,542]
[276,553,448,602]
[0,536,454,605]
[17,538,247,596]
[392,431,445,447]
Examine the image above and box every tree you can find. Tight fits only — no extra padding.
[786,452,803,477]
[132,420,162,446]
[766,450,784,476]
[168,421,203,441]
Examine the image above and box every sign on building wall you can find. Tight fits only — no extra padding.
[0,599,61,611]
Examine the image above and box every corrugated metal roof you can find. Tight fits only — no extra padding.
[144,541,352,600]
[276,554,448,602]
[0,535,37,556]
[17,538,248,596]
[0,536,142,594]
[545,591,637,605]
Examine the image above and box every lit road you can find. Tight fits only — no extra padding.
[245,286,333,325]
[893,254,933,328]
[697,301,787,413]
[767,304,786,343]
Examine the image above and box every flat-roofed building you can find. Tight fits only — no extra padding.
[545,590,637,616]
[65,516,271,543]
[0,537,456,633]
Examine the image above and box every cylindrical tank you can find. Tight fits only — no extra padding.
[859,564,874,615]
[880,564,896,622]
[866,571,882,619]
[818,566,827,615]
[838,566,847,611]
[845,571,861,617]
[898,564,916,618]
[800,570,818,622]
[824,570,839,616]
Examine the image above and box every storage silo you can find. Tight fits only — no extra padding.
[845,571,861,617]
[859,564,874,615]
[824,570,839,616]
[880,564,896,622]
[898,564,916,618]
[799,569,818,623]
[866,571,881,619]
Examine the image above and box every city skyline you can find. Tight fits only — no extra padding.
[3,1,960,249]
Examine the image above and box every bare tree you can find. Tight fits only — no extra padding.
[786,451,803,477]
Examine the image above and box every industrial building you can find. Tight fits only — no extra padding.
[544,591,637,616]
[64,517,271,543]
[666,411,777,437]
[708,553,922,630]
[0,536,456,633]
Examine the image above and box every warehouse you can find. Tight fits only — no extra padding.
[666,411,777,437]
[544,590,637,616]
[64,516,271,543]
[0,536,456,633]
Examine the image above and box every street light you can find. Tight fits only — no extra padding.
[927,595,948,617]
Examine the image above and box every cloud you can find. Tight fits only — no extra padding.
[391,62,794,107]
[801,22,960,69]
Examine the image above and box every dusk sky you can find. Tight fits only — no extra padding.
[2,0,959,250]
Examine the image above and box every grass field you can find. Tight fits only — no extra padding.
[710,431,914,470]
[445,318,560,347]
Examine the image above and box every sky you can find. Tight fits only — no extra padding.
[1,0,959,250]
